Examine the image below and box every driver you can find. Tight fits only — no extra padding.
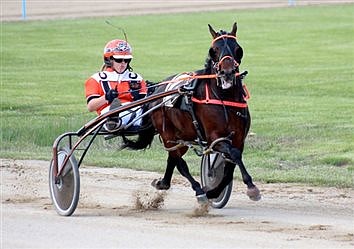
[85,39,147,132]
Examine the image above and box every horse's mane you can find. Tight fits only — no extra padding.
[203,53,213,73]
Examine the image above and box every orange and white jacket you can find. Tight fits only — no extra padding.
[85,68,147,115]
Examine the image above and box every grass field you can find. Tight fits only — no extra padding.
[1,4,353,187]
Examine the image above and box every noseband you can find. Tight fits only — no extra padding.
[211,35,239,88]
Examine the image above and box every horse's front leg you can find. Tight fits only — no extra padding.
[237,157,261,201]
[205,161,235,198]
[175,156,207,203]
[209,141,261,201]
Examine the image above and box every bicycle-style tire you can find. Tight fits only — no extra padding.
[201,152,232,209]
[49,147,80,216]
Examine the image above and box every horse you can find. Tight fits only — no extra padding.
[124,22,261,203]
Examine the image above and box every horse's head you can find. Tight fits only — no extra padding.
[207,22,243,89]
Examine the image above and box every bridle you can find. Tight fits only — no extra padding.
[210,34,240,89]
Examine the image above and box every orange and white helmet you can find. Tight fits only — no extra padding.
[103,39,133,59]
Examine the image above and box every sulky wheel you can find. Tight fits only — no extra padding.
[49,147,80,216]
[201,152,232,209]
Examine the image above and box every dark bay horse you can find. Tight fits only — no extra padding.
[125,22,261,203]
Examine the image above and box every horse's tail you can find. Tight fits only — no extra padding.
[121,121,155,150]
[121,127,155,150]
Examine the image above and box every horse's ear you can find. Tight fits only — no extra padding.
[208,24,217,39]
[231,22,237,36]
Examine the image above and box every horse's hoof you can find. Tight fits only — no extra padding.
[247,186,261,201]
[202,186,209,193]
[196,193,208,204]
[151,179,170,190]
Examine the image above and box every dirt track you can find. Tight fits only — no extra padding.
[2,159,354,248]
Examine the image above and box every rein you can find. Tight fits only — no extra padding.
[125,70,249,110]
[144,71,249,108]
[122,73,218,96]
[144,71,241,92]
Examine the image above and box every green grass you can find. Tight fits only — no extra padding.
[1,4,353,187]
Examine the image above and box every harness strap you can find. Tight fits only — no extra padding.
[184,95,206,147]
[211,35,237,45]
[191,84,249,108]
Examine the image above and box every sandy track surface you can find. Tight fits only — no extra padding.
[2,159,354,248]
[2,0,354,21]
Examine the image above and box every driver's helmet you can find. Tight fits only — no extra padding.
[103,39,133,59]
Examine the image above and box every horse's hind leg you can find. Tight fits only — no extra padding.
[151,156,176,190]
[151,154,207,203]
[175,157,207,202]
